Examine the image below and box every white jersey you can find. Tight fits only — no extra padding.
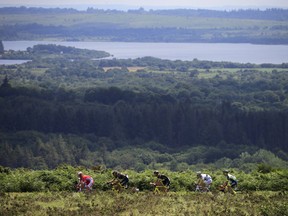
[228,173,236,181]
[201,174,212,183]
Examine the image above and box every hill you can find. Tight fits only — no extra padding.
[0,7,288,44]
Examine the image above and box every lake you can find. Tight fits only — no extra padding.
[0,59,31,65]
[2,41,288,64]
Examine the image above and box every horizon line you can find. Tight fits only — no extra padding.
[0,4,286,11]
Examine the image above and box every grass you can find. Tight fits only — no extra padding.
[1,191,287,215]
[103,66,146,72]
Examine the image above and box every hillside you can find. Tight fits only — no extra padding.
[0,7,288,44]
[0,45,287,170]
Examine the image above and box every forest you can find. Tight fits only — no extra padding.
[0,7,288,43]
[0,44,287,170]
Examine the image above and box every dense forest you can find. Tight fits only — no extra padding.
[0,7,288,43]
[0,44,287,170]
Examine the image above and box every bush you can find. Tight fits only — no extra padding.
[0,165,287,192]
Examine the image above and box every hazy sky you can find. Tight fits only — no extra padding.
[1,0,288,10]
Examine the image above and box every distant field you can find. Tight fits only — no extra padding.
[1,13,287,29]
[103,66,146,72]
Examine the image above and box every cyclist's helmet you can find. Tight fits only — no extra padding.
[153,170,159,175]
[223,170,229,173]
[196,171,201,176]
[112,170,119,176]
[78,171,83,176]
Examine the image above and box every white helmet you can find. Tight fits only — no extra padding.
[78,171,83,176]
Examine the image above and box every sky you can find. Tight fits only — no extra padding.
[1,0,288,10]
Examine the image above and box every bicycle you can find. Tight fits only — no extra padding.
[218,182,237,194]
[194,179,210,192]
[75,181,87,192]
[150,179,169,194]
[107,180,127,193]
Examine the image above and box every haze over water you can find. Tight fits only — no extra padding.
[3,41,288,64]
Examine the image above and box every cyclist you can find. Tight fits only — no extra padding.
[152,170,170,190]
[196,171,212,192]
[77,171,94,192]
[220,170,238,194]
[107,170,129,189]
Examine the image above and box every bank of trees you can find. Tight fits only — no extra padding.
[0,44,110,60]
[0,52,288,169]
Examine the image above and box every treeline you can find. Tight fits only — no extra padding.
[2,24,288,44]
[1,128,287,170]
[0,79,288,169]
[1,7,287,21]
[148,8,288,21]
[1,44,110,60]
[0,85,287,151]
[97,56,288,69]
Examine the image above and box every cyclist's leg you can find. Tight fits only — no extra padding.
[87,179,94,191]
[204,180,212,191]
[120,178,129,189]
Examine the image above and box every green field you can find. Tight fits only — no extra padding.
[1,13,286,29]
[1,191,287,215]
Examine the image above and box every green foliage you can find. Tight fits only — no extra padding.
[0,165,287,193]
[0,44,110,60]
[260,200,288,216]
[257,163,273,173]
[0,129,287,171]
[0,46,288,184]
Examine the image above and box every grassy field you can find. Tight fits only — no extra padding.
[1,191,287,215]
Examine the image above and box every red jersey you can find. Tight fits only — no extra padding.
[81,175,93,184]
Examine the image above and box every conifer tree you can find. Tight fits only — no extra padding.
[0,40,4,54]
[1,75,11,88]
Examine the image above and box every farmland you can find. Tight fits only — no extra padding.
[1,13,285,29]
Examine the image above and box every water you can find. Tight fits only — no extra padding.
[0,59,31,65]
[2,41,288,64]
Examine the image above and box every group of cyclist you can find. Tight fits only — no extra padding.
[77,169,237,194]
[195,170,238,193]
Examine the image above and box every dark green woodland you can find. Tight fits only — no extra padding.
[0,44,287,170]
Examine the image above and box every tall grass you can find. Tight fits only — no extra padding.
[0,191,287,215]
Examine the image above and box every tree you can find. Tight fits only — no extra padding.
[0,40,4,54]
[1,75,11,88]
